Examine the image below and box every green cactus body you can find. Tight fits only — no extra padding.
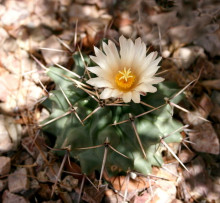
[41,52,183,176]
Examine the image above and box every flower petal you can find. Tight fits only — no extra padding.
[135,83,157,93]
[87,77,113,88]
[87,66,112,79]
[111,89,122,98]
[122,92,132,103]
[144,52,158,66]
[136,52,157,75]
[134,38,146,59]
[150,77,164,84]
[129,38,147,71]
[87,66,103,75]
[138,75,164,85]
[150,56,162,67]
[100,88,113,99]
[119,36,135,67]
[94,46,106,59]
[90,55,106,70]
[102,41,120,70]
[132,91,140,103]
[146,57,162,74]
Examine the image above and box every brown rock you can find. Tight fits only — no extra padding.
[2,190,29,203]
[42,200,62,203]
[38,183,52,200]
[0,72,19,102]
[0,156,11,175]
[8,168,29,193]
[171,200,183,203]
[30,179,40,190]
[61,175,78,192]
[156,163,179,182]
[59,192,72,203]
[173,46,204,69]
[37,171,48,183]
[0,179,7,192]
[178,149,195,163]
[155,179,177,201]
[210,104,220,123]
[0,115,22,153]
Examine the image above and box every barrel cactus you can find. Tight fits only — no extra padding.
[41,36,184,178]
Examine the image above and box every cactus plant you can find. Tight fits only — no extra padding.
[41,36,184,177]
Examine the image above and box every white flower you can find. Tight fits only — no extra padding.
[86,36,164,103]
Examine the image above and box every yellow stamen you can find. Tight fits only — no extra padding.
[115,67,135,91]
[118,67,133,82]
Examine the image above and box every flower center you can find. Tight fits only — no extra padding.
[115,67,135,90]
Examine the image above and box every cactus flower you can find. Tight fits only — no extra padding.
[87,36,164,103]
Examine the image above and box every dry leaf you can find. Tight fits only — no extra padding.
[104,173,151,192]
[181,157,220,201]
[180,94,213,126]
[82,185,105,203]
[104,189,124,202]
[193,57,214,80]
[131,179,177,203]
[188,122,219,155]
[201,79,220,91]
[41,35,69,65]
[210,104,220,123]
[195,33,220,57]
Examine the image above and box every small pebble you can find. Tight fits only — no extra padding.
[8,168,29,193]
[2,190,29,203]
[0,156,11,176]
